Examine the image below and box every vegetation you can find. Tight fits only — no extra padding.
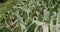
[0,0,60,32]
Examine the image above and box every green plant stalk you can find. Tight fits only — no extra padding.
[50,19,54,32]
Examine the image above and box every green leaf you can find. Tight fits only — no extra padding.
[27,23,36,32]
[2,27,12,32]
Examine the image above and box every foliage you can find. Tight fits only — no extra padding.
[0,0,60,32]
